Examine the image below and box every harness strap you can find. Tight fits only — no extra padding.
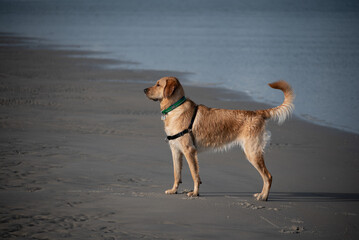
[166,105,198,142]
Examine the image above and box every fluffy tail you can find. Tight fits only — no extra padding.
[258,80,295,124]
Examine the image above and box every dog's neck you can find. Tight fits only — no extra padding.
[160,96,186,113]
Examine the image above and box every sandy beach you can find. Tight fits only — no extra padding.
[1,35,359,239]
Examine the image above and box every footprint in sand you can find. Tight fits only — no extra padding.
[280,225,304,234]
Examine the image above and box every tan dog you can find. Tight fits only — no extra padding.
[144,77,294,201]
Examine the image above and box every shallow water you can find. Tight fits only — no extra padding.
[1,0,359,133]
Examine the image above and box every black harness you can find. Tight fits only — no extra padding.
[165,105,198,142]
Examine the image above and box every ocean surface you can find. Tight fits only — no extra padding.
[1,0,359,133]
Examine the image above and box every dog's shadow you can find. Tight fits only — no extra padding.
[200,192,359,202]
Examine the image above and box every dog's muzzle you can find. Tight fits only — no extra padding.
[144,88,159,101]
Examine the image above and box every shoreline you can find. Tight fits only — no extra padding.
[3,32,356,135]
[1,34,358,239]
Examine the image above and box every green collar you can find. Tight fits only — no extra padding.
[161,96,186,115]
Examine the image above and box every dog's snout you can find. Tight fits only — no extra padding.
[144,88,149,94]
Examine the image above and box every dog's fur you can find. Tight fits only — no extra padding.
[144,77,294,201]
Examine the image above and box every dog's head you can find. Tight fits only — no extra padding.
[144,77,184,102]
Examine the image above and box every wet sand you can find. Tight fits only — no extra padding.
[0,35,358,239]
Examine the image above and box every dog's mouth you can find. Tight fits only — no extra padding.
[147,96,160,102]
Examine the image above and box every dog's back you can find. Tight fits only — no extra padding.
[191,80,294,151]
[192,105,265,151]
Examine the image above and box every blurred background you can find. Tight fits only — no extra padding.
[1,0,358,133]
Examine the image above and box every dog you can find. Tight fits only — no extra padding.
[144,77,294,201]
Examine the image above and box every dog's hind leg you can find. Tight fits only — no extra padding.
[243,140,272,201]
[165,146,183,194]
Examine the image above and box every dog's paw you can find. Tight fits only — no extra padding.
[254,193,268,201]
[165,189,177,195]
[187,191,199,197]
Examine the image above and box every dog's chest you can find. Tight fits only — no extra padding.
[163,118,176,136]
[163,111,185,136]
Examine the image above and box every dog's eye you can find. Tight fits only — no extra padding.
[156,83,160,87]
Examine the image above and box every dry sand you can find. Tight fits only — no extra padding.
[0,35,358,239]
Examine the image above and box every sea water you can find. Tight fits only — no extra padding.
[1,0,358,133]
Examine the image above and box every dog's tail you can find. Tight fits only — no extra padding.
[257,80,295,124]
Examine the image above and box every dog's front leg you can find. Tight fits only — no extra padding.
[165,146,183,195]
[183,145,200,197]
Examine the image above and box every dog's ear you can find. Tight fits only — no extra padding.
[163,78,179,98]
